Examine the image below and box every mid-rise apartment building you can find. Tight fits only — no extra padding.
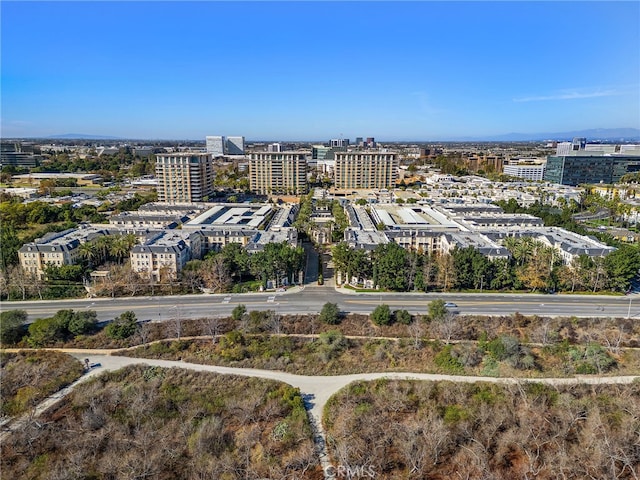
[18,226,110,278]
[155,153,214,203]
[334,151,398,190]
[130,231,203,280]
[248,152,308,195]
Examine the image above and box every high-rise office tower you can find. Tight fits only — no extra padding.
[330,138,350,148]
[249,151,308,195]
[156,153,215,203]
[334,151,398,190]
[226,136,245,155]
[206,136,226,157]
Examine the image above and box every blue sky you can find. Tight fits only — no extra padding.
[2,1,639,141]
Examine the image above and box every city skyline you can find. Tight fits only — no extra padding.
[2,1,639,141]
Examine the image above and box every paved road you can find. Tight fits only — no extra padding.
[5,288,640,322]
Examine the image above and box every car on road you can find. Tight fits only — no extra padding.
[444,302,458,308]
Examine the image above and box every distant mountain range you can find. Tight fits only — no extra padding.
[34,128,640,143]
[47,133,122,140]
[453,128,640,142]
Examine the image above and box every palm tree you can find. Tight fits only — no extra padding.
[110,234,137,264]
[78,241,99,268]
[93,236,113,265]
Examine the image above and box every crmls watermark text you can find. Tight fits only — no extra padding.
[324,465,376,478]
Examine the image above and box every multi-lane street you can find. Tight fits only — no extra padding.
[4,285,640,322]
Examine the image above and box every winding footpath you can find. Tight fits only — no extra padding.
[2,349,639,479]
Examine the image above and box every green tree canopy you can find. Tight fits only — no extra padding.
[319,302,341,325]
[371,304,392,326]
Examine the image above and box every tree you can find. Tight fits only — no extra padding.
[67,310,97,336]
[372,242,408,291]
[435,253,456,291]
[201,255,232,293]
[219,242,250,283]
[28,317,63,346]
[452,246,493,290]
[105,311,138,339]
[0,223,21,269]
[110,234,136,264]
[0,309,27,344]
[604,245,640,292]
[231,304,247,321]
[394,309,412,325]
[428,299,447,322]
[319,302,341,325]
[78,241,100,268]
[371,304,392,326]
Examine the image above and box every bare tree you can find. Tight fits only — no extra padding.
[201,316,223,344]
[266,310,282,335]
[201,255,231,293]
[434,312,460,344]
[407,318,426,349]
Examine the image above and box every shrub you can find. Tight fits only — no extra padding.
[434,345,464,374]
[0,309,27,344]
[394,309,412,325]
[371,304,392,326]
[317,330,347,361]
[231,304,247,321]
[319,302,341,325]
[28,317,63,347]
[105,311,138,340]
[428,299,447,322]
[67,311,97,336]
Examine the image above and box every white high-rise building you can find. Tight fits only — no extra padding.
[206,136,225,157]
[330,138,350,148]
[226,136,245,155]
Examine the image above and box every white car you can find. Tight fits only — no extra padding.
[444,302,458,308]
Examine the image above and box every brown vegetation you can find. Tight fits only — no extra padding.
[1,365,321,479]
[323,379,640,479]
[118,331,640,378]
[15,311,640,351]
[0,350,83,417]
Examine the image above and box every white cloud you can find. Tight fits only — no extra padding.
[513,89,621,103]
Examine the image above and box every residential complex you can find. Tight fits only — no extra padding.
[130,230,203,281]
[155,152,215,203]
[334,151,398,190]
[343,201,614,268]
[248,151,308,195]
[18,226,110,278]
